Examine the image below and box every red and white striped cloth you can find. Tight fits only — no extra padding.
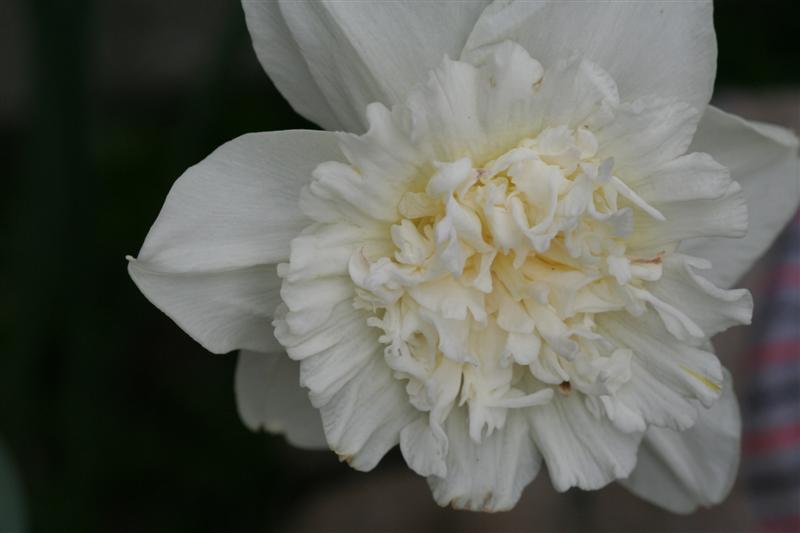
[745,211,800,533]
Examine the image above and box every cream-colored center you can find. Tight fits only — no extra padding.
[348,126,671,441]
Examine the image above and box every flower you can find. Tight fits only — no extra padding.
[128,1,799,513]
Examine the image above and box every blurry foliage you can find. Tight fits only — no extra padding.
[0,440,26,533]
[0,1,797,532]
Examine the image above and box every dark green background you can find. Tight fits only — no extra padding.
[1,1,797,532]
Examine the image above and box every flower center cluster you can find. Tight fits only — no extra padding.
[349,126,669,441]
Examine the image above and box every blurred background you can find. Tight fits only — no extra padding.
[1,1,798,532]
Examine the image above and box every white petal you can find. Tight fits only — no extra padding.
[464,40,546,148]
[400,44,618,165]
[621,369,741,513]
[628,181,747,252]
[402,57,488,163]
[428,408,540,511]
[275,280,418,470]
[400,417,448,478]
[598,311,723,410]
[306,160,402,224]
[529,391,642,492]
[596,97,700,177]
[647,254,752,338]
[245,1,490,132]
[464,1,716,110]
[133,131,340,272]
[318,356,417,472]
[128,131,341,354]
[682,106,800,287]
[276,298,370,390]
[234,350,326,449]
[409,278,486,323]
[274,301,363,362]
[615,358,701,432]
[631,152,732,203]
[467,43,619,151]
[297,307,379,407]
[128,261,282,354]
[241,1,340,131]
[282,224,385,283]
[336,103,421,186]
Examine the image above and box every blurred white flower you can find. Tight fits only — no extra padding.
[128,1,799,512]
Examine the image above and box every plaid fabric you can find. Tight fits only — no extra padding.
[745,211,800,533]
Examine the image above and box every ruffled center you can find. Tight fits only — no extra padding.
[273,41,751,507]
[348,125,684,441]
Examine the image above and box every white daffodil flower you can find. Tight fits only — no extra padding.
[128,1,799,513]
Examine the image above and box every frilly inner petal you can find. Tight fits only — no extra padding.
[272,41,751,510]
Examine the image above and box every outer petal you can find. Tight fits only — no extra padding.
[465,42,620,148]
[628,180,748,251]
[234,350,326,449]
[463,0,716,110]
[599,311,723,411]
[529,391,643,492]
[241,1,340,131]
[133,131,340,272]
[244,0,490,132]
[428,408,541,511]
[595,96,701,177]
[275,298,417,471]
[647,254,752,339]
[400,417,449,479]
[621,369,741,513]
[594,309,725,435]
[128,262,282,354]
[317,355,417,472]
[682,107,800,287]
[128,130,342,354]
[395,41,615,165]
[631,152,732,204]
